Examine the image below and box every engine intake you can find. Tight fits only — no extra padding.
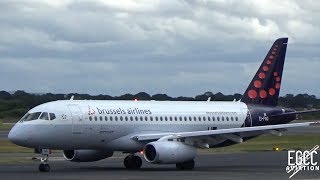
[143,141,196,164]
[63,150,113,162]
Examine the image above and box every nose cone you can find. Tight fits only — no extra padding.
[8,124,26,146]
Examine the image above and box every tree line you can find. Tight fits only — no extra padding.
[0,90,319,122]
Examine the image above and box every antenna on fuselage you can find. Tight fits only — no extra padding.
[70,95,74,100]
[207,97,211,102]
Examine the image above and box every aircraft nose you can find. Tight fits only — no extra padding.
[8,124,26,145]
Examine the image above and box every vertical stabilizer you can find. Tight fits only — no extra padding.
[241,38,288,106]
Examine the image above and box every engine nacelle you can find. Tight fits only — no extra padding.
[63,150,113,162]
[143,141,196,164]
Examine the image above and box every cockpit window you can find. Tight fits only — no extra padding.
[24,112,42,121]
[20,113,30,122]
[49,113,56,120]
[39,112,49,120]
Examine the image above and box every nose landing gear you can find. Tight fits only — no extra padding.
[39,149,50,172]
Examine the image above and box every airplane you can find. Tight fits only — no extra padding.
[8,38,320,172]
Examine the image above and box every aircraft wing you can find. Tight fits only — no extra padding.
[131,121,320,141]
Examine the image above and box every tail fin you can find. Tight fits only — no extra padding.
[241,38,288,106]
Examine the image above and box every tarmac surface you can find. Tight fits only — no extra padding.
[0,123,319,179]
[0,152,319,180]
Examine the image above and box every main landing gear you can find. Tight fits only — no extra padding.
[123,154,142,169]
[176,160,195,170]
[39,149,50,172]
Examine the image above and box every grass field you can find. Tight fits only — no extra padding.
[0,123,13,131]
[0,139,33,153]
[201,134,320,153]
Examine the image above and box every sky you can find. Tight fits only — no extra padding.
[0,0,319,97]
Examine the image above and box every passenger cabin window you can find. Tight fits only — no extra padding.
[39,112,49,120]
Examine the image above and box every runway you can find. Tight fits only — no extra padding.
[1,123,319,179]
[0,152,319,180]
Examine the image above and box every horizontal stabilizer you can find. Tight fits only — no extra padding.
[271,109,320,118]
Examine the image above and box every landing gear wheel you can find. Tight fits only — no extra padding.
[176,160,195,170]
[124,155,142,169]
[39,164,50,172]
[39,149,51,172]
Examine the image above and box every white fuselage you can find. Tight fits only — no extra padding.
[9,100,251,151]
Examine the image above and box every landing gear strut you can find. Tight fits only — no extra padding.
[176,159,195,170]
[124,154,142,169]
[39,149,50,172]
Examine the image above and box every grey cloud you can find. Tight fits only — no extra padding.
[0,0,319,97]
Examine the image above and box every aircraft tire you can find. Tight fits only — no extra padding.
[176,160,194,170]
[124,155,142,169]
[39,164,50,172]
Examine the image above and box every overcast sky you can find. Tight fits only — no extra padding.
[0,0,319,97]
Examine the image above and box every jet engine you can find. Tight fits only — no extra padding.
[63,150,113,162]
[143,141,196,164]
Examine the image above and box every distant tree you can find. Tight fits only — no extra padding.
[175,96,194,101]
[152,94,172,101]
[134,92,151,100]
[12,90,29,98]
[117,93,134,100]
[204,91,214,96]
[0,91,12,100]
[214,92,225,101]
[233,93,242,101]
[195,94,209,101]
[95,94,113,100]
